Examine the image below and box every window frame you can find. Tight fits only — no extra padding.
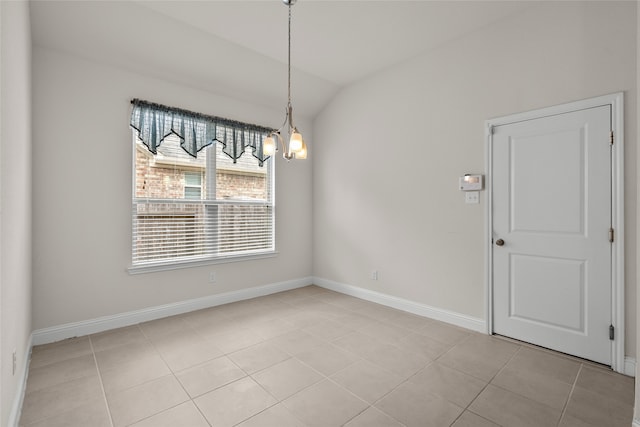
[128,133,276,275]
[183,171,203,200]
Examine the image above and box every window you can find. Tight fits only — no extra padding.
[184,172,202,200]
[130,112,274,271]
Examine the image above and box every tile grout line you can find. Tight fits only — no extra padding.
[241,315,396,426]
[448,342,524,426]
[88,335,115,427]
[556,363,583,427]
[231,361,283,425]
[135,323,215,427]
[141,315,265,426]
[321,374,375,426]
[349,348,445,427]
[332,327,479,426]
[160,316,314,426]
[228,299,337,426]
[249,351,358,426]
[232,310,354,426]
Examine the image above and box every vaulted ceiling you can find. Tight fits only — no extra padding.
[30,0,534,118]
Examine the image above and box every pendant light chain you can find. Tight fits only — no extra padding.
[287,3,292,112]
[262,0,307,161]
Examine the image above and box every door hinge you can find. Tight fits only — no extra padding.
[609,324,615,340]
[609,227,614,243]
[610,131,614,145]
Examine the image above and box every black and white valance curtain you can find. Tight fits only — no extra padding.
[130,99,272,166]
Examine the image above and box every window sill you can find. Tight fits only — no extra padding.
[127,251,278,275]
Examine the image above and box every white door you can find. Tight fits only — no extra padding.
[492,105,612,365]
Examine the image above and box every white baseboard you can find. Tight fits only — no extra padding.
[625,357,636,378]
[8,333,33,427]
[312,277,486,333]
[32,277,312,345]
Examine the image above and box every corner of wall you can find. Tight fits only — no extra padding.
[1,0,33,425]
[6,335,32,427]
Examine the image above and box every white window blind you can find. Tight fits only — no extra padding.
[131,133,274,270]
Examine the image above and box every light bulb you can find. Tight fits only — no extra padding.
[290,131,303,152]
[263,136,276,156]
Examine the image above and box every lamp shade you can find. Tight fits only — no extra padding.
[296,140,307,159]
[263,136,276,156]
[290,131,303,152]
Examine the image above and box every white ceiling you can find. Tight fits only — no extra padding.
[30,0,534,118]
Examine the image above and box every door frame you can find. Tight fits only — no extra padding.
[485,93,625,373]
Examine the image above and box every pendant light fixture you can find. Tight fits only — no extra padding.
[263,0,307,161]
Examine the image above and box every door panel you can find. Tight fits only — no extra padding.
[492,105,611,365]
[509,129,585,235]
[509,254,585,332]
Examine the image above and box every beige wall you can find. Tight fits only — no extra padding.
[1,1,32,425]
[313,1,637,356]
[31,47,312,330]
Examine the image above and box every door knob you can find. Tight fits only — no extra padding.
[495,239,505,246]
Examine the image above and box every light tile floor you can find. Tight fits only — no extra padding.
[20,286,634,427]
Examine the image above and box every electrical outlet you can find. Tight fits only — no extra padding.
[12,350,16,376]
[209,272,217,283]
[371,270,378,281]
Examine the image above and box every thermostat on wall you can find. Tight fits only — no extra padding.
[459,174,483,191]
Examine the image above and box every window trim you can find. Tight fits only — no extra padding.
[127,250,278,275]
